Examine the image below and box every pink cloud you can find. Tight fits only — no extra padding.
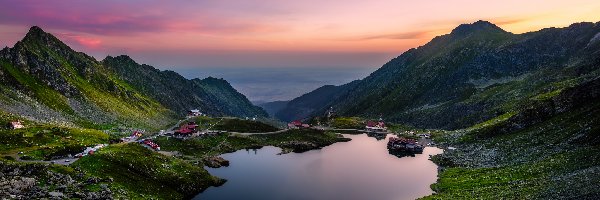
[57,33,102,49]
[0,0,286,36]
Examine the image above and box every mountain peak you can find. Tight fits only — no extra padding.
[28,26,46,34]
[24,26,50,41]
[21,26,70,51]
[28,26,45,34]
[450,20,507,36]
[105,55,134,62]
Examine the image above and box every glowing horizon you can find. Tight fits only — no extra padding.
[1,0,600,68]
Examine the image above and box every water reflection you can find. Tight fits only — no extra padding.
[365,132,387,140]
[195,134,443,200]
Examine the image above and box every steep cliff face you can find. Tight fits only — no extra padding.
[297,21,600,129]
[0,26,265,129]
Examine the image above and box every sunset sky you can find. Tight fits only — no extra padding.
[0,0,600,101]
[1,0,600,101]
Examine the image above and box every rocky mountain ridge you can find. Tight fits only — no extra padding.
[0,26,266,129]
[280,21,600,129]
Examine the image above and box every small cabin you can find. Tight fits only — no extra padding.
[288,120,310,129]
[131,131,143,137]
[175,122,199,136]
[141,139,160,151]
[188,109,202,116]
[9,121,24,129]
[366,121,387,132]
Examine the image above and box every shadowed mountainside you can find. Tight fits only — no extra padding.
[284,20,600,129]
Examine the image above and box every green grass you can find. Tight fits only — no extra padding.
[0,60,74,114]
[0,125,108,160]
[424,147,600,199]
[331,117,364,129]
[424,88,600,199]
[467,111,517,131]
[4,40,178,129]
[73,143,224,199]
[212,118,279,133]
[155,128,349,157]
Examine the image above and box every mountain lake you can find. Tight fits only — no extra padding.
[194,133,443,200]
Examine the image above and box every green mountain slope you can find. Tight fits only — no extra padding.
[425,75,600,199]
[301,21,600,129]
[102,55,267,118]
[0,26,266,129]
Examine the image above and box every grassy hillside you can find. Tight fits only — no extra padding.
[102,56,267,118]
[297,21,600,130]
[212,118,279,133]
[73,143,224,199]
[423,77,600,199]
[0,26,266,130]
[0,124,108,160]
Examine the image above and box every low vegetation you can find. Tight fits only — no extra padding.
[0,125,108,160]
[155,128,350,158]
[0,113,353,199]
[423,81,600,199]
[330,117,363,129]
[0,159,112,199]
[73,143,224,199]
[213,118,279,133]
[191,117,279,133]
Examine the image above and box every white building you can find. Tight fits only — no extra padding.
[9,121,24,129]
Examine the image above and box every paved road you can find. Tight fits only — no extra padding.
[14,153,79,166]
[7,117,195,166]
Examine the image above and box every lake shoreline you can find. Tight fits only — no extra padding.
[195,133,443,200]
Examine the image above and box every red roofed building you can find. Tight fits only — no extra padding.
[141,139,160,150]
[175,122,199,136]
[366,120,387,132]
[288,120,310,129]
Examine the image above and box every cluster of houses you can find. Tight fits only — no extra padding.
[140,139,160,151]
[288,120,310,129]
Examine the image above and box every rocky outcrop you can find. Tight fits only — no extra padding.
[202,156,230,168]
[0,161,112,199]
[481,77,600,138]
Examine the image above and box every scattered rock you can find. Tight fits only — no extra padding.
[203,156,230,168]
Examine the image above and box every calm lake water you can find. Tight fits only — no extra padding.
[194,134,443,200]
